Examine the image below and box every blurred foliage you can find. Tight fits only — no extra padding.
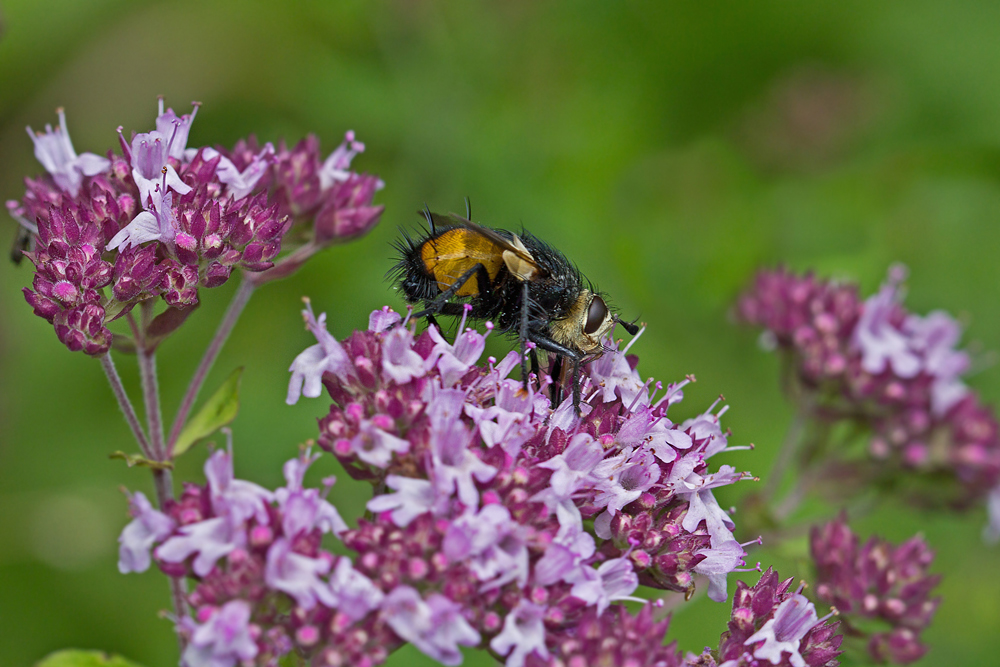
[34,649,145,667]
[1,1,999,665]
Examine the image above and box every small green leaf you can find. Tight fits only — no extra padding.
[173,367,244,457]
[102,298,130,323]
[35,649,145,667]
[108,451,173,470]
[278,652,305,667]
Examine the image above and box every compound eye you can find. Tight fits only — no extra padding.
[584,296,608,335]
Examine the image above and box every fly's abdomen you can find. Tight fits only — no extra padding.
[418,228,505,296]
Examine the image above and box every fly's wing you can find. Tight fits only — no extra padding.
[434,212,546,282]
[435,213,532,261]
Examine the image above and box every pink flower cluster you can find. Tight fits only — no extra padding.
[689,567,842,667]
[810,515,940,664]
[11,102,383,355]
[279,303,762,665]
[736,266,1000,508]
[120,446,401,667]
[114,303,850,667]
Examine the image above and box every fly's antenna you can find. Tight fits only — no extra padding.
[464,196,472,220]
[615,315,640,336]
[421,204,435,234]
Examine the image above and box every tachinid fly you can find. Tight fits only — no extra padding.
[390,204,637,410]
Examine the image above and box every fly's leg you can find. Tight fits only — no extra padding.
[528,333,584,414]
[519,281,531,392]
[529,348,541,390]
[550,354,564,406]
[408,263,492,343]
[570,357,581,413]
[410,263,489,321]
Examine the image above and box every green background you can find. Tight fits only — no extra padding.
[1,1,999,665]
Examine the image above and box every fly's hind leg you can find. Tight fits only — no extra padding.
[410,263,491,342]
[410,264,488,321]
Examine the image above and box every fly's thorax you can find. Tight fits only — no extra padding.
[549,289,614,355]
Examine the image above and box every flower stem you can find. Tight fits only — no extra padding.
[135,301,191,651]
[772,471,811,521]
[99,353,152,458]
[139,348,167,460]
[134,302,166,462]
[153,465,189,654]
[761,408,809,503]
[168,574,189,656]
[252,240,317,284]
[166,278,256,456]
[102,347,189,651]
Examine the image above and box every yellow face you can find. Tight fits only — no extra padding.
[549,289,614,356]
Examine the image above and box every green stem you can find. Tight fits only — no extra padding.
[761,408,809,503]
[166,278,256,456]
[99,353,152,458]
[139,348,166,460]
[135,302,189,651]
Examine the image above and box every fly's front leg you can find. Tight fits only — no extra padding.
[528,333,584,413]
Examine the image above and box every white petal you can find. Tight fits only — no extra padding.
[106,211,163,251]
[75,152,112,176]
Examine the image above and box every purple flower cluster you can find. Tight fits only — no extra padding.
[736,266,1000,508]
[810,515,940,664]
[12,101,383,355]
[689,568,842,667]
[119,445,404,667]
[281,303,758,665]
[524,603,684,667]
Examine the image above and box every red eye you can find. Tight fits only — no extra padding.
[584,296,608,335]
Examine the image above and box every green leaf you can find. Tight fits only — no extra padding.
[278,652,307,667]
[173,367,244,457]
[35,649,145,667]
[102,298,130,323]
[108,451,173,470]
